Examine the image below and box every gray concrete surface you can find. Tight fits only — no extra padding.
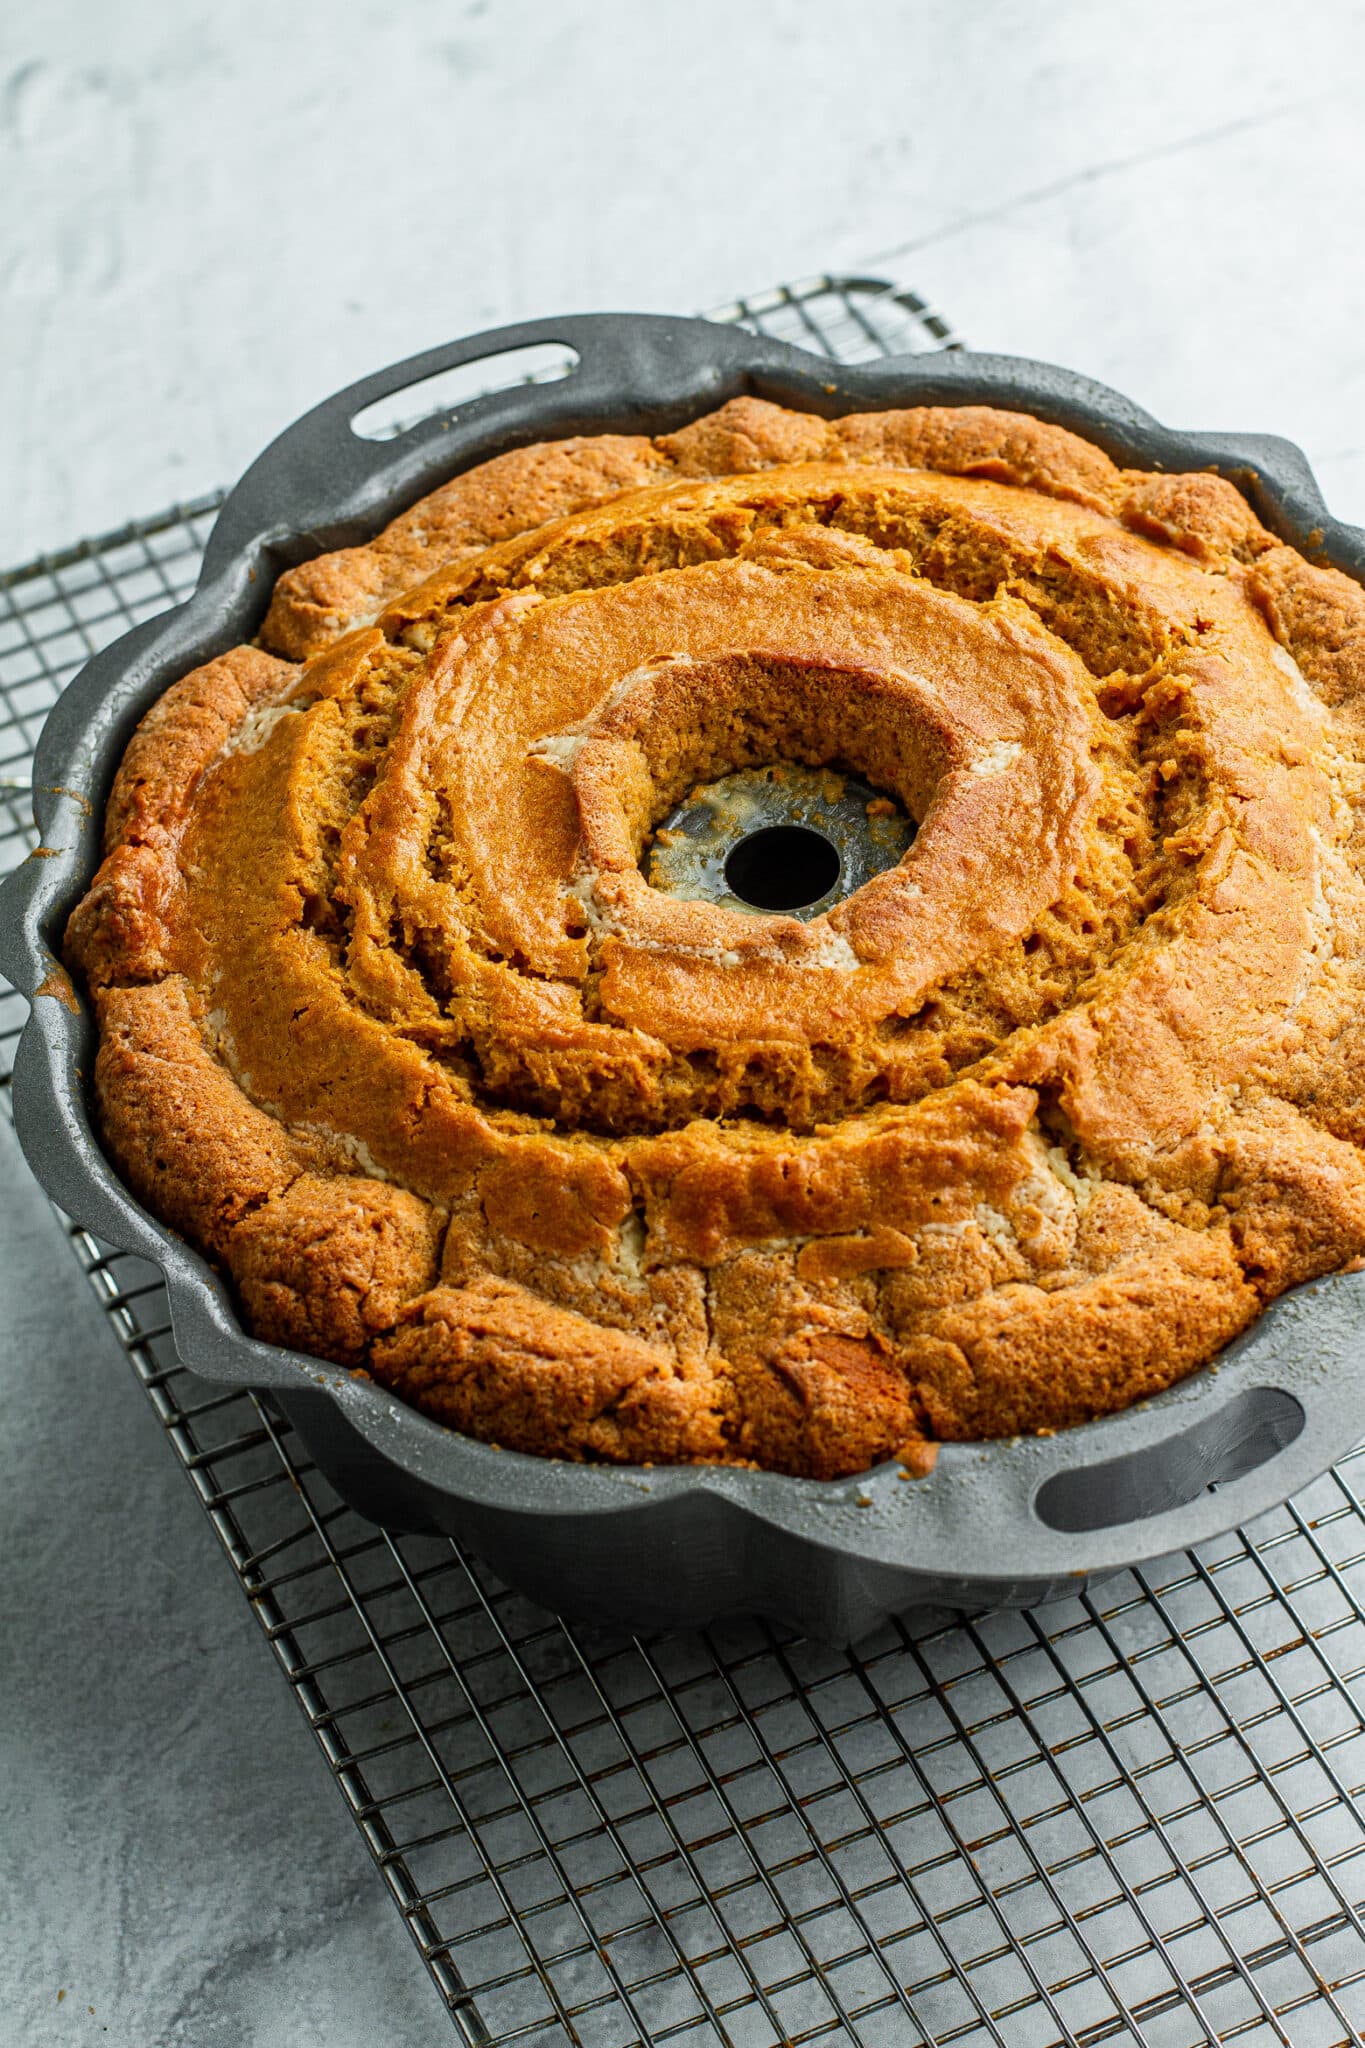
[0,1127,440,2048]
[3,2,1365,2043]
[6,0,1365,560]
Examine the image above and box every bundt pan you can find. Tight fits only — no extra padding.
[4,313,1365,1642]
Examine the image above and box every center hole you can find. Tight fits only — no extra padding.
[725,824,842,913]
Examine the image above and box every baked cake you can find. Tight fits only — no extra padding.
[65,398,1365,1477]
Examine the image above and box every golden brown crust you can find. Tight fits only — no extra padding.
[69,646,300,990]
[261,436,670,660]
[371,1276,730,1463]
[910,1231,1258,1439]
[66,397,1365,1476]
[232,1176,444,1366]
[91,978,305,1256]
[1120,471,1274,564]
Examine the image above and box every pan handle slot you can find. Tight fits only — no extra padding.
[1033,1386,1305,1534]
[350,342,581,441]
[196,312,795,591]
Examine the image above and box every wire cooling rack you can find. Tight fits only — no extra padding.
[4,275,1365,2048]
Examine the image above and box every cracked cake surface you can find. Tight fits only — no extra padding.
[65,396,1365,1477]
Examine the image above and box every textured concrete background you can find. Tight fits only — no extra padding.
[3,2,1365,2043]
[5,0,1365,560]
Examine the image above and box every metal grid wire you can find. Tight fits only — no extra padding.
[4,275,1365,2048]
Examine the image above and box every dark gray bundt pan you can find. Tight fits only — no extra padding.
[4,313,1365,1641]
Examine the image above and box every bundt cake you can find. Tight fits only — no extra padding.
[65,396,1365,1477]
